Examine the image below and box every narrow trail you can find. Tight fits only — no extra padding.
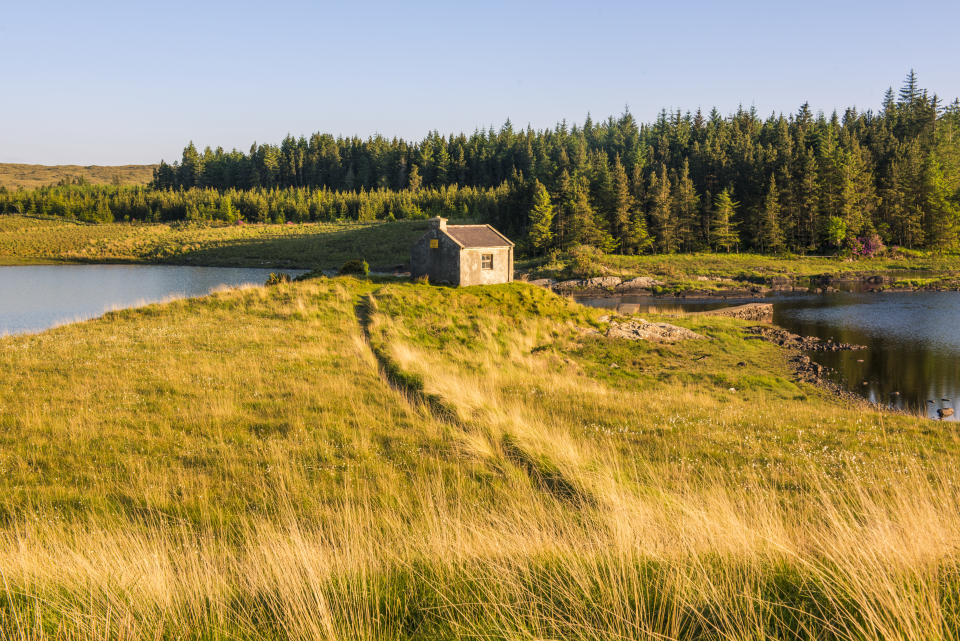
[353,290,594,508]
[353,292,462,426]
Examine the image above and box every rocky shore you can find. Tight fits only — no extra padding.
[744,326,870,405]
[745,325,867,352]
[524,272,960,298]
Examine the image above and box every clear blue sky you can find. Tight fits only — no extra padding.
[1,0,958,165]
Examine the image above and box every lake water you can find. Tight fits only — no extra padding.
[0,264,304,336]
[577,291,960,421]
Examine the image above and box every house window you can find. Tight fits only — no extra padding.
[481,253,494,270]
[430,238,439,249]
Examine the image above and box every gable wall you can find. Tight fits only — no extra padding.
[459,246,513,286]
[410,229,462,285]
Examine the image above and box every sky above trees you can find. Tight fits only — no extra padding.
[1,0,958,165]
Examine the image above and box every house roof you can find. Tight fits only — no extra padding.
[444,224,514,248]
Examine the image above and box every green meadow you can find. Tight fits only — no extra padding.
[1,276,958,639]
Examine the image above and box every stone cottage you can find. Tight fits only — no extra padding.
[410,217,514,286]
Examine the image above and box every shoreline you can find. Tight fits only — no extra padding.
[527,272,960,299]
[583,296,931,420]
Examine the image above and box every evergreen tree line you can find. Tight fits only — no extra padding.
[0,182,515,226]
[2,72,958,254]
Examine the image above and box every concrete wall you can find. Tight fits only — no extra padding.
[410,229,461,285]
[459,247,513,286]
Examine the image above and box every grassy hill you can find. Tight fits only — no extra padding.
[0,163,156,189]
[0,277,956,639]
[0,215,425,268]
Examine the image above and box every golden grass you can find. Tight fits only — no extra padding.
[0,215,426,268]
[0,164,155,190]
[1,279,958,639]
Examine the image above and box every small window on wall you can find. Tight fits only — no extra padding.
[481,253,494,270]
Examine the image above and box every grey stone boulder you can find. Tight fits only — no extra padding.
[554,276,621,292]
[616,276,664,291]
[553,279,582,292]
[582,276,622,289]
[606,319,705,343]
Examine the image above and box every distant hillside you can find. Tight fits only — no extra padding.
[0,163,156,189]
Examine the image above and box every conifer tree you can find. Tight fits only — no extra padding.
[567,176,616,252]
[922,155,960,249]
[672,159,700,251]
[527,180,556,252]
[648,164,677,252]
[555,170,571,249]
[757,175,784,252]
[838,141,878,237]
[608,154,633,251]
[710,189,740,252]
[592,151,613,215]
[899,69,920,105]
[407,164,422,191]
[624,208,653,254]
[178,142,203,188]
[795,146,820,250]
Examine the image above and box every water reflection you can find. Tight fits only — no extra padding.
[774,293,960,420]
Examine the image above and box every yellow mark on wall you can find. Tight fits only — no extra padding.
[430,239,439,248]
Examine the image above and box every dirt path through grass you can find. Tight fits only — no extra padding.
[356,286,596,507]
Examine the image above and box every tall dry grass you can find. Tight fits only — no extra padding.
[3,463,960,639]
[1,279,958,639]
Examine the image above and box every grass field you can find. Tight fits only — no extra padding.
[0,163,156,189]
[1,276,957,639]
[0,215,427,269]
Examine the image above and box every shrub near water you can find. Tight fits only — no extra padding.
[339,258,369,276]
[0,278,959,639]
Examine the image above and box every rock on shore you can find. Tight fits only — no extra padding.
[616,276,664,291]
[553,276,622,293]
[532,275,669,295]
[606,319,705,343]
[698,303,773,322]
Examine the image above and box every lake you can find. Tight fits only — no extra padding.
[0,264,305,336]
[577,291,960,421]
